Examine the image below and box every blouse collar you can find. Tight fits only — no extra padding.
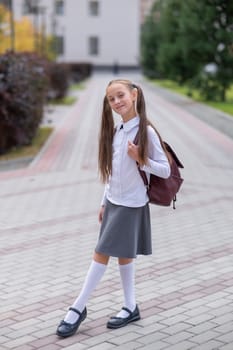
[118,116,140,133]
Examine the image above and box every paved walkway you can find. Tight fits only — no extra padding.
[0,72,233,350]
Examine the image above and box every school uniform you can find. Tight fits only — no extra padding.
[95,116,170,259]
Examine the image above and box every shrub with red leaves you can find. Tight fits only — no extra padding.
[0,51,48,153]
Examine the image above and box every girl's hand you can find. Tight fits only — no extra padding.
[128,141,140,163]
[98,205,105,223]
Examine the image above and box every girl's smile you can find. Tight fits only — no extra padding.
[106,83,137,121]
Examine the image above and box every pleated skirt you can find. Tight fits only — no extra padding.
[95,200,152,259]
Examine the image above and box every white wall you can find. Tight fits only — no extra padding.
[12,0,140,67]
[63,0,140,66]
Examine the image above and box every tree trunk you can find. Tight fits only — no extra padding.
[221,86,226,102]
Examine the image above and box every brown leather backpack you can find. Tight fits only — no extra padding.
[134,132,184,209]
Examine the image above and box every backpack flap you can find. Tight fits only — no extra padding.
[164,142,184,169]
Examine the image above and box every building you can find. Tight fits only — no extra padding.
[140,0,154,23]
[10,0,143,70]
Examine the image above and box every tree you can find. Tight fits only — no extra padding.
[156,0,191,83]
[0,4,11,53]
[0,3,54,59]
[141,0,233,101]
[180,0,233,101]
[140,1,163,78]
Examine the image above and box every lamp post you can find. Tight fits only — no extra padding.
[8,0,15,51]
[32,0,40,53]
[40,6,46,56]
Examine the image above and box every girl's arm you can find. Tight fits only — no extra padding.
[98,205,105,223]
[141,127,170,178]
[101,185,107,206]
[99,184,108,222]
[128,126,170,179]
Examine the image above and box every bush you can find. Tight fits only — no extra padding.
[0,52,48,154]
[47,62,70,100]
[46,62,92,102]
[68,62,92,83]
[193,72,224,101]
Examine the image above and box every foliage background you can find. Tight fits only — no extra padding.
[141,0,233,102]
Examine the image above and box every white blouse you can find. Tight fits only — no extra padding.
[101,116,171,208]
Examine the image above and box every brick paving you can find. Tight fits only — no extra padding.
[0,72,233,350]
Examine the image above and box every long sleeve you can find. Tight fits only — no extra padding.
[100,184,108,206]
[140,126,171,179]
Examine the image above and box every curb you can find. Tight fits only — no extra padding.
[145,81,233,140]
[0,156,33,172]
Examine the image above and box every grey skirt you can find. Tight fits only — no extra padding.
[95,200,152,259]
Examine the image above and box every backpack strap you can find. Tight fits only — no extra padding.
[136,162,149,187]
[134,131,149,187]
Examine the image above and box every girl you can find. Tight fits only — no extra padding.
[56,79,171,337]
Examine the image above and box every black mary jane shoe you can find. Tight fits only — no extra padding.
[56,307,87,338]
[106,305,140,329]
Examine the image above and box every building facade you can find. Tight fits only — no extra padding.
[11,0,142,69]
[140,0,154,23]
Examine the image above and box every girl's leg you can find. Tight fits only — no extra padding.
[116,257,136,318]
[63,252,109,324]
[106,257,140,329]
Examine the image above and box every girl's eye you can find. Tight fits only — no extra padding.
[108,94,124,103]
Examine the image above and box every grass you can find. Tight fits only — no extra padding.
[49,82,86,106]
[70,82,86,91]
[206,100,233,115]
[0,126,53,161]
[153,79,233,116]
[49,95,77,106]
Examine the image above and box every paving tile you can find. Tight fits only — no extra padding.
[161,322,192,335]
[160,314,190,327]
[188,321,219,335]
[191,340,225,350]
[219,344,233,350]
[137,341,169,350]
[136,331,168,344]
[37,345,61,350]
[214,321,233,334]
[59,344,88,350]
[213,313,233,325]
[3,336,36,349]
[0,73,233,350]
[159,340,196,350]
[190,330,222,345]
[110,341,142,349]
[81,332,115,347]
[165,331,195,345]
[107,331,142,345]
[216,331,233,343]
[185,313,216,326]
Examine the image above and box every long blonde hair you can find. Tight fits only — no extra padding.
[98,79,168,183]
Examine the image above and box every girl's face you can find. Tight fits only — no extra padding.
[106,83,137,121]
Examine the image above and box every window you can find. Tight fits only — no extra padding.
[89,1,99,16]
[55,35,64,55]
[55,0,64,15]
[89,36,99,55]
[22,0,34,15]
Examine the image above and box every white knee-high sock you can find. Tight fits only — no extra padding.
[117,261,136,318]
[64,260,107,324]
